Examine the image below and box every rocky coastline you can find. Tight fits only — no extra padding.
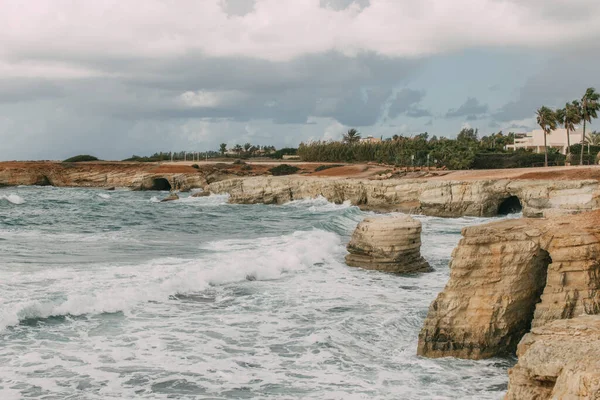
[209,175,600,218]
[3,162,600,398]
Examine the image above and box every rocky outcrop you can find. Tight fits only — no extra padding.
[160,193,179,202]
[209,176,600,218]
[346,215,431,273]
[191,191,211,197]
[505,315,600,400]
[417,211,600,359]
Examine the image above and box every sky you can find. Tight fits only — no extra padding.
[1,0,600,160]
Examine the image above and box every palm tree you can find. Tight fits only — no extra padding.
[343,129,361,144]
[586,131,600,146]
[536,106,557,167]
[219,143,227,155]
[555,101,581,159]
[579,88,600,165]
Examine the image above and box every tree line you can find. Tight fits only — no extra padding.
[298,128,524,169]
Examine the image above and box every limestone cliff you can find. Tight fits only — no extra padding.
[209,176,600,218]
[505,315,600,400]
[0,162,207,191]
[345,215,431,273]
[417,212,600,359]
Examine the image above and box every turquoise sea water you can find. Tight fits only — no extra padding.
[0,186,514,399]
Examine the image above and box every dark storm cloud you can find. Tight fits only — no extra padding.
[445,97,489,118]
[220,0,256,16]
[44,52,422,127]
[320,0,370,11]
[388,89,430,118]
[493,50,600,122]
[0,80,65,103]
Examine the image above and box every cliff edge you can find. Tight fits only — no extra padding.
[417,211,600,359]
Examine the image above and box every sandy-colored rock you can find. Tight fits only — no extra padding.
[191,191,211,197]
[505,315,600,400]
[0,162,206,191]
[209,176,600,218]
[160,193,179,202]
[417,212,600,359]
[345,215,431,273]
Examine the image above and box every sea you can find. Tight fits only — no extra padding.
[0,186,516,399]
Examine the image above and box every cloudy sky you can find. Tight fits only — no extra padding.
[2,0,600,160]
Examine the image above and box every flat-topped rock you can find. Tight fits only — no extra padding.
[506,315,600,400]
[345,215,431,273]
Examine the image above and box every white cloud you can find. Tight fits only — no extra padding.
[180,90,246,108]
[2,0,599,74]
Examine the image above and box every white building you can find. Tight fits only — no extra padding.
[505,128,585,155]
[359,135,382,144]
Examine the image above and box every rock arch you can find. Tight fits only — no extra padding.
[418,213,600,360]
[497,195,522,215]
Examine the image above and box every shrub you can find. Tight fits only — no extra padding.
[314,164,344,172]
[268,148,298,159]
[269,164,300,176]
[241,164,252,171]
[472,151,566,169]
[191,164,200,169]
[63,155,100,162]
[232,159,246,165]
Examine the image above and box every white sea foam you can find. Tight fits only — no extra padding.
[179,193,229,206]
[0,193,25,204]
[150,196,160,203]
[97,193,111,199]
[0,229,342,331]
[285,196,352,212]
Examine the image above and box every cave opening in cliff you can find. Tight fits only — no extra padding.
[515,249,551,349]
[498,196,522,215]
[150,178,171,191]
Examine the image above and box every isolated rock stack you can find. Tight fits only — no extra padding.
[345,215,431,273]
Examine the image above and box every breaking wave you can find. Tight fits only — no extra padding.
[0,229,343,332]
[0,194,25,204]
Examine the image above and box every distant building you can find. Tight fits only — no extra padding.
[505,128,584,155]
[359,135,382,144]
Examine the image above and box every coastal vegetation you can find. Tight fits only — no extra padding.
[268,164,300,176]
[63,155,100,162]
[314,164,344,172]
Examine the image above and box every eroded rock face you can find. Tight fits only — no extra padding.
[191,191,211,197]
[209,176,600,218]
[417,212,600,359]
[505,316,600,400]
[346,216,431,273]
[0,162,207,191]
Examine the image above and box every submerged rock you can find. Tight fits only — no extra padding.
[345,215,431,273]
[191,191,210,198]
[506,315,600,400]
[161,193,179,202]
[418,211,600,360]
